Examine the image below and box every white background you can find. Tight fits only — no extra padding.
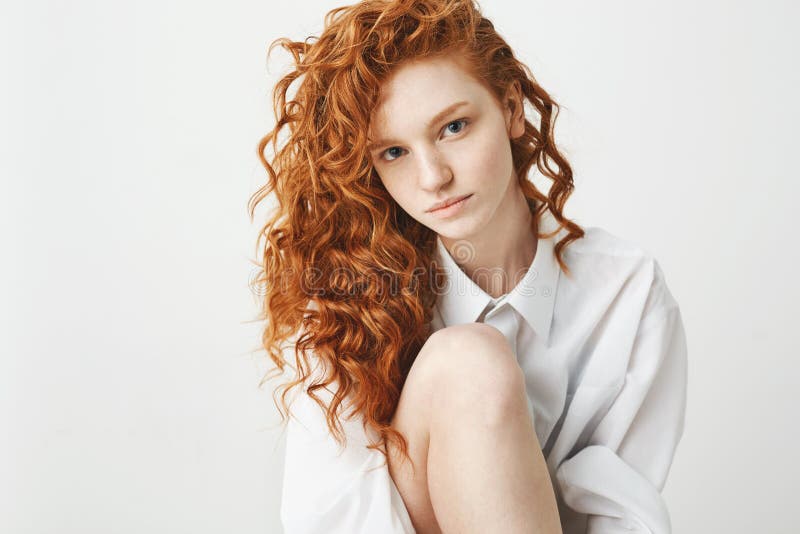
[2,0,798,532]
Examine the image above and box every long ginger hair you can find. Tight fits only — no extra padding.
[248,0,584,472]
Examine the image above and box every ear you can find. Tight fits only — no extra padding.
[503,80,525,140]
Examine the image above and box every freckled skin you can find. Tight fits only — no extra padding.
[368,53,526,247]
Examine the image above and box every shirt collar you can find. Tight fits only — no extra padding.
[433,209,563,345]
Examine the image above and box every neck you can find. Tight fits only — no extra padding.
[440,182,538,299]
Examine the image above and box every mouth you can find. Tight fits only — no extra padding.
[428,194,473,213]
[427,193,473,219]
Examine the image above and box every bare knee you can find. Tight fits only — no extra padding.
[386,323,530,529]
[415,323,527,425]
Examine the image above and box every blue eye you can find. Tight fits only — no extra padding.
[383,146,405,161]
[444,119,468,136]
[380,118,470,162]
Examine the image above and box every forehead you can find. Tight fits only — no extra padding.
[369,54,492,133]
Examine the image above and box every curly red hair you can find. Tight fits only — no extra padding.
[248,0,584,471]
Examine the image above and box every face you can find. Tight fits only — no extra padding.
[367,52,525,242]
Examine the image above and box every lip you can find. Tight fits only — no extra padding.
[427,194,473,213]
[427,193,473,219]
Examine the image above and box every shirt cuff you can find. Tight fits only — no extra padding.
[555,445,671,534]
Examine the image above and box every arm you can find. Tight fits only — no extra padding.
[555,261,689,533]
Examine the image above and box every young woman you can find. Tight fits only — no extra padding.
[249,1,688,533]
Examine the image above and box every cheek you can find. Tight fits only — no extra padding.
[460,127,513,180]
[379,173,416,209]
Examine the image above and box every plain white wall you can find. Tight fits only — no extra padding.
[2,1,798,532]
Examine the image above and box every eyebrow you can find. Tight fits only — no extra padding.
[367,100,470,152]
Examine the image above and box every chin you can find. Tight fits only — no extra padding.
[429,218,480,243]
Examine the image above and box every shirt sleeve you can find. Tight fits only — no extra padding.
[554,261,689,533]
[280,353,416,534]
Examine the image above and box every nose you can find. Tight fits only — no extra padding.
[417,148,453,192]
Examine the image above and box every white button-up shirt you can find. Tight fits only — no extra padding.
[280,209,688,534]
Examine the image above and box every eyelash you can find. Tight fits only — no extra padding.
[380,118,470,162]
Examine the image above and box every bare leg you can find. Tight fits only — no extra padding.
[388,323,562,534]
